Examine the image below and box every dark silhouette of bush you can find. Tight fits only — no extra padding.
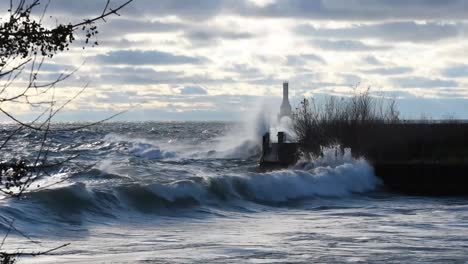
[293,88,399,158]
[292,89,468,164]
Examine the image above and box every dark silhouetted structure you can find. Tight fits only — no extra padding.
[260,132,299,170]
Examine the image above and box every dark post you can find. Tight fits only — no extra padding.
[262,132,270,156]
[277,132,285,144]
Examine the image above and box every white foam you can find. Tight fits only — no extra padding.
[206,100,286,159]
[103,134,178,160]
[240,159,380,202]
[129,142,177,160]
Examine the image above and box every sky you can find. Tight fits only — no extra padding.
[2,0,468,121]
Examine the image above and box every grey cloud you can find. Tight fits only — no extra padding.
[95,91,139,104]
[100,18,254,47]
[101,66,181,76]
[296,22,462,43]
[286,54,326,66]
[362,67,413,75]
[39,63,75,72]
[44,0,240,20]
[340,74,361,85]
[363,56,383,65]
[370,90,418,99]
[110,19,184,33]
[125,0,236,20]
[185,29,253,41]
[391,77,458,88]
[96,66,184,85]
[248,0,468,21]
[98,38,152,49]
[312,40,391,51]
[286,72,349,92]
[96,19,185,38]
[22,0,468,24]
[98,73,183,85]
[248,76,283,86]
[94,50,207,65]
[101,92,276,113]
[441,65,468,78]
[96,18,254,48]
[180,86,208,95]
[432,88,468,99]
[224,64,263,79]
[91,66,237,86]
[183,27,254,47]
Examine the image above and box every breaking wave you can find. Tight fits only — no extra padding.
[1,122,383,227]
[8,158,381,221]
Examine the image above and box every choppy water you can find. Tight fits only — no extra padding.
[1,122,468,263]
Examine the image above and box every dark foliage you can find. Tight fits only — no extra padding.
[0,0,132,68]
[0,0,133,262]
[293,88,399,157]
[293,89,468,164]
[0,160,30,196]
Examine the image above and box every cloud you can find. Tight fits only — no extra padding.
[362,67,413,75]
[183,27,254,46]
[312,39,391,51]
[98,69,184,85]
[43,0,235,20]
[99,18,254,47]
[185,28,254,41]
[21,0,468,24]
[441,65,468,78]
[97,66,185,84]
[98,38,153,49]
[362,56,383,65]
[39,63,75,72]
[93,91,139,103]
[94,50,207,65]
[339,74,361,85]
[96,19,185,38]
[180,86,208,95]
[124,0,238,20]
[391,77,458,88]
[296,22,462,43]
[286,54,326,65]
[89,66,238,86]
[247,0,468,21]
[224,63,263,79]
[7,0,468,121]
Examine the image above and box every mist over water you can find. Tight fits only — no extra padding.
[1,114,468,263]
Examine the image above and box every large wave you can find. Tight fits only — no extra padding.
[6,156,381,221]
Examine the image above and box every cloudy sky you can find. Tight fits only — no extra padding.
[4,0,468,121]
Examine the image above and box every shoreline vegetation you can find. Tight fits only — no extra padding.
[293,88,468,162]
[292,89,468,195]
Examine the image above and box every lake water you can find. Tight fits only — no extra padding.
[1,122,468,263]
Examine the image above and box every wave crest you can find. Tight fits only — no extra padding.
[10,159,381,218]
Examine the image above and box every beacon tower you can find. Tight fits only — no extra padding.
[279,81,292,119]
